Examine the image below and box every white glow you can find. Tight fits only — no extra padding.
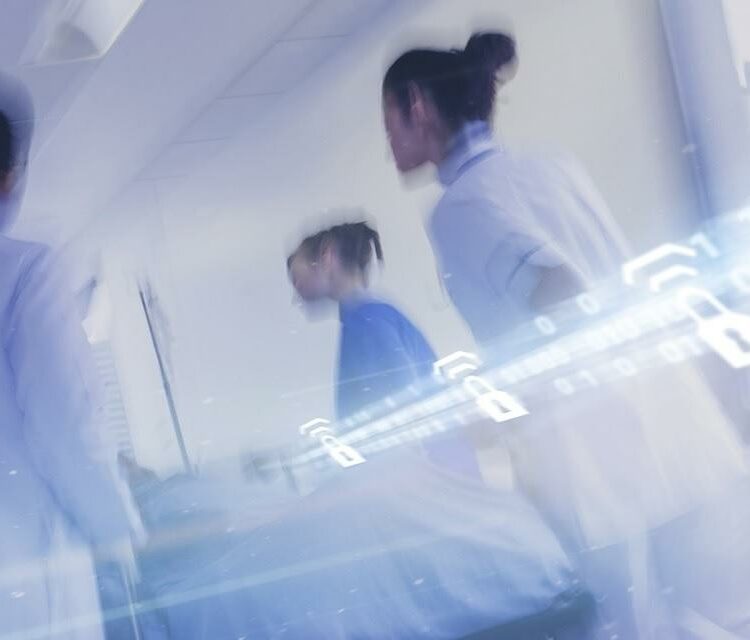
[299,418,330,436]
[622,243,697,288]
[678,287,731,320]
[433,351,480,380]
[649,265,700,292]
[298,417,367,468]
[723,0,750,88]
[290,220,750,472]
[82,281,112,343]
[534,315,557,335]
[328,445,366,468]
[678,286,750,369]
[462,376,529,424]
[730,267,750,293]
[22,0,143,65]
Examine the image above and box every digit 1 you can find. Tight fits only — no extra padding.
[658,340,685,363]
[553,377,576,396]
[689,232,720,258]
[613,358,638,377]
[578,370,600,387]
[678,335,702,357]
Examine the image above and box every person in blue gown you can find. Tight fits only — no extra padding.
[135,218,591,638]
[288,220,481,478]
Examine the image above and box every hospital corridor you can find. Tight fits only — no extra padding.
[1,0,750,638]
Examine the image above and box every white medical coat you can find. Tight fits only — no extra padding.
[0,236,136,638]
[428,122,747,548]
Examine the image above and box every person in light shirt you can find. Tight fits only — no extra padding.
[382,31,750,637]
[0,72,142,639]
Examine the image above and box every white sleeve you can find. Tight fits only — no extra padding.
[431,196,564,297]
[5,247,140,549]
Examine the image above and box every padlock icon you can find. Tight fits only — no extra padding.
[318,432,367,468]
[326,443,367,468]
[677,287,750,368]
[462,375,529,423]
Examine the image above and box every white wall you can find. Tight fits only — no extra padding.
[88,0,703,470]
[661,0,750,216]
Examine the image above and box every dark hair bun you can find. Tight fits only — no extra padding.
[464,32,516,73]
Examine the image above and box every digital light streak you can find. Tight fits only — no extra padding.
[291,216,750,474]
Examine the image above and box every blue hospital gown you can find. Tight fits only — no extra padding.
[336,297,481,479]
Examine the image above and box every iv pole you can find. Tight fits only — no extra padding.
[138,285,193,475]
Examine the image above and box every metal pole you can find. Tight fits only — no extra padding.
[138,287,193,475]
[659,0,750,217]
[119,562,143,640]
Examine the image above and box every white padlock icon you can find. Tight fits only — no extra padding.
[327,443,367,468]
[462,375,529,423]
[677,287,750,368]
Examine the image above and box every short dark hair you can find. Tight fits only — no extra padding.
[288,221,384,275]
[0,111,13,179]
[383,32,516,130]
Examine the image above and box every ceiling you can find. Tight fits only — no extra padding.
[0,0,394,241]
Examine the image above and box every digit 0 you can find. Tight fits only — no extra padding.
[576,293,601,315]
[553,377,576,396]
[578,370,600,387]
[658,340,685,363]
[613,358,638,377]
[731,267,750,294]
[534,315,557,336]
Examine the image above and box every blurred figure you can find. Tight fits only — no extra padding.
[288,219,481,478]
[383,32,628,342]
[0,73,142,639]
[383,32,750,638]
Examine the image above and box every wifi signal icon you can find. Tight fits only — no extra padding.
[299,418,331,437]
[433,351,481,381]
[621,243,699,292]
